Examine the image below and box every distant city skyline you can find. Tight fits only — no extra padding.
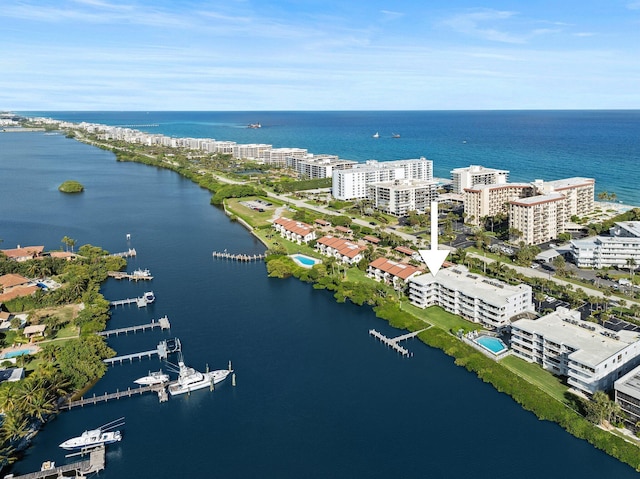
[2,0,639,111]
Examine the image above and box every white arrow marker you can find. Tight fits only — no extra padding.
[419,201,449,276]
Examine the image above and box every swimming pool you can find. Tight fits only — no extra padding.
[290,254,321,268]
[474,336,508,355]
[1,348,36,359]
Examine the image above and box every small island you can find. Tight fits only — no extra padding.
[58,180,84,193]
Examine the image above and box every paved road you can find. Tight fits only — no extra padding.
[467,252,640,306]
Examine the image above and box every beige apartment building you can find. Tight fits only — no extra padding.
[464,183,535,226]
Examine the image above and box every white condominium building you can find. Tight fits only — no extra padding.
[332,157,433,201]
[532,177,595,217]
[408,266,533,330]
[451,165,509,194]
[464,183,535,226]
[262,148,308,167]
[570,221,640,268]
[509,193,567,245]
[614,365,640,432]
[287,154,357,179]
[233,143,273,161]
[511,308,640,396]
[368,179,439,216]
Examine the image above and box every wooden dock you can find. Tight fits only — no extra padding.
[61,384,170,410]
[8,445,105,478]
[369,328,427,358]
[108,248,137,258]
[103,337,181,365]
[98,316,170,337]
[107,270,153,281]
[212,251,265,262]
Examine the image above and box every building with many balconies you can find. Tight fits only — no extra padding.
[451,165,509,194]
[408,266,533,330]
[332,157,433,201]
[570,221,640,268]
[511,307,640,396]
[368,179,439,216]
[464,183,535,226]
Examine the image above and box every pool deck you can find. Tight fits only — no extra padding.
[290,254,321,268]
[0,344,40,360]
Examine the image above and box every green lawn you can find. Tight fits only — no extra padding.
[500,355,569,403]
[225,196,276,228]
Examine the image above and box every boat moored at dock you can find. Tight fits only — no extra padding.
[167,358,231,396]
[134,370,170,385]
[59,418,124,451]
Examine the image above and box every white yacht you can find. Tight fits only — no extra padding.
[132,268,151,278]
[167,359,231,396]
[143,291,155,303]
[134,370,169,385]
[59,418,124,451]
[372,132,379,138]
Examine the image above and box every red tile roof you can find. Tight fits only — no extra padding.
[1,246,44,260]
[274,217,314,237]
[317,236,364,259]
[369,257,421,280]
[363,235,380,244]
[395,246,416,256]
[0,274,30,289]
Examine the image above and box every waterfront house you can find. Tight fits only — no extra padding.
[367,257,422,289]
[315,236,365,265]
[0,245,44,262]
[272,217,316,244]
[0,274,39,303]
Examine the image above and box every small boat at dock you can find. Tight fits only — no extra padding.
[134,370,169,385]
[59,417,124,450]
[132,268,152,278]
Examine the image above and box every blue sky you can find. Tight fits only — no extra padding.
[2,0,639,110]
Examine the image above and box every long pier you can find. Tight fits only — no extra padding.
[369,328,427,358]
[98,316,170,337]
[108,248,137,258]
[103,338,181,365]
[212,251,265,262]
[61,384,169,410]
[8,445,105,478]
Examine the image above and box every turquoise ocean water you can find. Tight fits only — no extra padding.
[23,110,640,204]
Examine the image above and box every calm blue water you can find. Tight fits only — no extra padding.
[475,336,508,354]
[22,110,640,205]
[2,121,640,477]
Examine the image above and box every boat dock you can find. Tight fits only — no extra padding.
[61,384,169,410]
[7,445,105,478]
[108,248,137,258]
[368,329,427,358]
[103,338,181,365]
[109,294,155,308]
[98,316,170,337]
[212,251,265,262]
[107,270,153,281]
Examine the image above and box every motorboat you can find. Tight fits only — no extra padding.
[132,268,151,278]
[134,370,169,385]
[392,133,401,138]
[372,132,379,138]
[247,123,261,128]
[59,418,124,451]
[143,291,155,303]
[167,359,231,396]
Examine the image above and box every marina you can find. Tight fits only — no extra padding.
[212,251,265,262]
[97,316,170,337]
[368,328,428,357]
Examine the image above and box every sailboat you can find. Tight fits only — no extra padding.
[372,132,379,138]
